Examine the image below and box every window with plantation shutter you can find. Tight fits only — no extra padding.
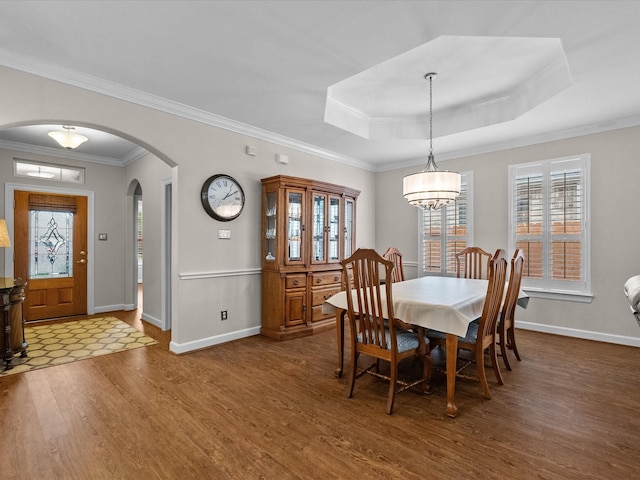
[419,172,472,276]
[509,155,591,300]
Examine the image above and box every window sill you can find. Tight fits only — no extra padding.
[522,288,593,303]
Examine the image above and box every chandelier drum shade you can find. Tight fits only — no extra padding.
[403,162,462,210]
[48,125,88,149]
[403,73,461,210]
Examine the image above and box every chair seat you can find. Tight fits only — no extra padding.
[358,328,430,353]
[426,321,479,344]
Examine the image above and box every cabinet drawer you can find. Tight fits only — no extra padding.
[311,305,334,322]
[311,271,342,286]
[285,274,307,289]
[311,286,342,307]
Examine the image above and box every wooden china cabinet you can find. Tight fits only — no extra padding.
[261,175,359,340]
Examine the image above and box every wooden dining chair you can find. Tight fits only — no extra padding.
[341,248,431,414]
[455,246,492,279]
[498,249,525,371]
[382,247,405,283]
[427,249,508,399]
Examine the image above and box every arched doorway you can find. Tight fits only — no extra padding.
[1,122,175,334]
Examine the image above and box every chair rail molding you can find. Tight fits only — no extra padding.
[179,267,262,280]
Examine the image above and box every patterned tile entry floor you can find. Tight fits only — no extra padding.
[1,317,157,376]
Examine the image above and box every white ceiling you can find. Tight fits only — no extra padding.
[0,1,639,171]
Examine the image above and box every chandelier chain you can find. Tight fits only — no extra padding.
[429,74,433,157]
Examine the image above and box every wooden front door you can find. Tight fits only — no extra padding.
[14,191,88,321]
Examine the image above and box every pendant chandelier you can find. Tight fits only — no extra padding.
[48,125,88,149]
[403,73,461,210]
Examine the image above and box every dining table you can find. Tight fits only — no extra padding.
[322,275,528,418]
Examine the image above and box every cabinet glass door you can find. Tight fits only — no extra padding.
[344,198,354,258]
[328,196,340,262]
[287,191,303,263]
[312,194,325,262]
[265,191,276,262]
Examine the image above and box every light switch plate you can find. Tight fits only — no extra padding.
[218,229,231,239]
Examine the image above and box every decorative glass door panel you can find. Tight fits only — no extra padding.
[312,194,325,262]
[14,190,88,321]
[344,198,354,258]
[29,211,74,278]
[265,191,276,262]
[328,196,340,262]
[287,190,304,264]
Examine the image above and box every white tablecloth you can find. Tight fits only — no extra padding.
[323,276,527,338]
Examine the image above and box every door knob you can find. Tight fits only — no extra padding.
[77,259,86,264]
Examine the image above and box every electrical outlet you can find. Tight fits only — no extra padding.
[221,310,228,320]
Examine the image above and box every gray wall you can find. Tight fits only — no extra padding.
[377,126,640,344]
[2,63,639,350]
[0,65,376,353]
[124,152,173,327]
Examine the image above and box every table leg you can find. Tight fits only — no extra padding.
[334,309,345,378]
[445,333,458,418]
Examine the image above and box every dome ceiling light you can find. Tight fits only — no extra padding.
[48,125,88,149]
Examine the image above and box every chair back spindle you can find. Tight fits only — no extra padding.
[382,247,405,283]
[455,246,492,279]
[479,250,508,345]
[346,251,394,350]
[498,249,525,370]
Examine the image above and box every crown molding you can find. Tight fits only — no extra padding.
[0,138,128,166]
[375,114,640,172]
[0,52,371,171]
[121,146,150,166]
[6,51,637,175]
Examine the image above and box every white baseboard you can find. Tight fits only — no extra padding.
[517,320,640,347]
[93,308,640,350]
[169,326,262,354]
[95,304,126,314]
[141,312,162,329]
[95,304,163,330]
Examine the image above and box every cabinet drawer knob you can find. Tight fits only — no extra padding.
[293,280,299,286]
[317,278,322,283]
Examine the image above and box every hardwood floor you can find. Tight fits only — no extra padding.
[2,300,640,479]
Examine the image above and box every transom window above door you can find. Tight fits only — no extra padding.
[14,159,85,184]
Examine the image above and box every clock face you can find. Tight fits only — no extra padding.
[201,174,245,221]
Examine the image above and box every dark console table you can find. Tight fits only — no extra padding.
[1,278,27,370]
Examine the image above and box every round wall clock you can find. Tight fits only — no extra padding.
[201,174,245,221]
